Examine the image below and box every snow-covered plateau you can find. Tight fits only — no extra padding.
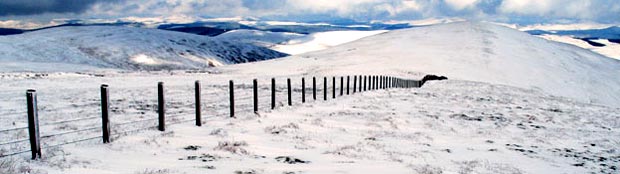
[0,21,618,174]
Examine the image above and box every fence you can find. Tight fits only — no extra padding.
[0,75,422,159]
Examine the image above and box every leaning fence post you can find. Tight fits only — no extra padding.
[27,89,41,160]
[287,78,292,106]
[332,76,336,99]
[302,78,306,103]
[352,75,357,93]
[100,85,111,143]
[253,79,258,113]
[229,80,234,118]
[271,78,276,109]
[195,81,202,126]
[158,82,165,131]
[313,77,316,100]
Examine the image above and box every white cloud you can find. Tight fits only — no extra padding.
[444,0,479,10]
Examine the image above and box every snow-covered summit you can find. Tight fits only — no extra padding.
[0,26,287,71]
[223,22,620,107]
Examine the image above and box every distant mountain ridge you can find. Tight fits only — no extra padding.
[0,26,287,71]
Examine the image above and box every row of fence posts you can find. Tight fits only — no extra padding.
[22,75,420,159]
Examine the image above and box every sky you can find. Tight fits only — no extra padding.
[0,0,619,29]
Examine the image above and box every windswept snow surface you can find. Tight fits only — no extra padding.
[0,74,618,173]
[0,26,287,71]
[222,22,620,107]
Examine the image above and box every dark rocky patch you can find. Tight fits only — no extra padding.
[183,145,201,151]
[275,156,309,164]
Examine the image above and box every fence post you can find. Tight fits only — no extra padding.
[313,77,316,100]
[346,76,350,95]
[100,85,111,143]
[363,76,367,91]
[340,76,344,96]
[26,89,41,160]
[373,76,376,90]
[271,78,276,109]
[287,78,292,106]
[253,79,258,113]
[323,77,327,101]
[302,78,306,103]
[332,76,336,99]
[359,75,362,92]
[194,81,202,126]
[158,82,165,131]
[352,76,357,93]
[229,80,234,118]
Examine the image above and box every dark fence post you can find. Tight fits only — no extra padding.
[352,75,357,93]
[363,76,367,91]
[373,76,376,90]
[101,85,111,143]
[323,77,327,101]
[271,78,276,109]
[346,76,350,95]
[229,80,234,118]
[287,78,292,106]
[313,77,316,100]
[302,78,306,103]
[253,79,258,113]
[359,75,362,92]
[340,76,344,96]
[158,82,165,131]
[332,76,336,99]
[26,89,41,160]
[195,81,202,126]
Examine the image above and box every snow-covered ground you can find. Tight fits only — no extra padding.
[0,26,287,71]
[535,35,620,59]
[215,29,306,48]
[1,74,618,174]
[272,30,388,55]
[1,21,619,174]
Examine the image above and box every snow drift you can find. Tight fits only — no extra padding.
[0,26,287,71]
[223,22,620,107]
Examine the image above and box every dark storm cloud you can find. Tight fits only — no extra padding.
[0,0,114,16]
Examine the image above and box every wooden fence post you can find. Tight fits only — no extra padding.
[332,76,336,99]
[271,78,276,109]
[323,77,327,101]
[229,80,234,118]
[352,75,357,93]
[359,75,362,92]
[26,89,41,160]
[101,85,111,143]
[346,76,350,95]
[313,77,316,100]
[253,79,258,113]
[158,82,165,131]
[363,75,367,91]
[340,76,344,96]
[287,78,292,106]
[194,81,202,126]
[302,78,306,103]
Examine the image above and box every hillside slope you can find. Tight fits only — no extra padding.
[0,26,287,71]
[222,22,620,107]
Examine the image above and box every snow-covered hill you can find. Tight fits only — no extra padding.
[523,26,620,59]
[214,29,305,47]
[222,22,620,107]
[0,26,287,71]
